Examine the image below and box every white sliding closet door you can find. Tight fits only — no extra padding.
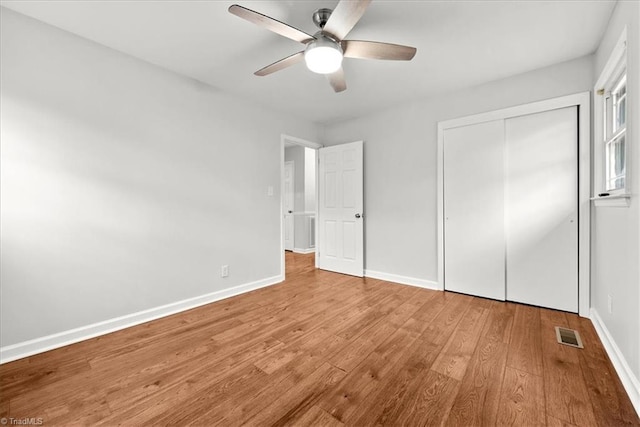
[444,120,506,300]
[505,107,578,312]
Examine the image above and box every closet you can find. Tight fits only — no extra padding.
[443,106,578,313]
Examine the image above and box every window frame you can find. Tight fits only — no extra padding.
[593,27,630,206]
[604,70,626,191]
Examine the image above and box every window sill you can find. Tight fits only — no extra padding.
[591,194,631,207]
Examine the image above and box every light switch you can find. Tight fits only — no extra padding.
[267,186,274,196]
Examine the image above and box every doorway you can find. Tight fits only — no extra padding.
[280,135,322,278]
[284,161,294,251]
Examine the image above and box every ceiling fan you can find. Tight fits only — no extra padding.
[228,0,417,93]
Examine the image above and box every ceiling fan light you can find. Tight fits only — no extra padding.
[304,36,343,74]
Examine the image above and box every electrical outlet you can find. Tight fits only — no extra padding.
[221,265,229,278]
[607,294,613,314]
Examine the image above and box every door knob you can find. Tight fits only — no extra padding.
[288,210,292,214]
[355,213,361,219]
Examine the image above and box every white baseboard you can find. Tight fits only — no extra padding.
[293,248,315,254]
[364,270,439,291]
[0,275,284,364]
[590,308,640,417]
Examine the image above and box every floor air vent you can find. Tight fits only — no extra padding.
[555,326,583,348]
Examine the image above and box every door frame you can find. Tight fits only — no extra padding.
[436,92,591,317]
[280,134,323,279]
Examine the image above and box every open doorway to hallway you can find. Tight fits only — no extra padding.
[281,135,321,278]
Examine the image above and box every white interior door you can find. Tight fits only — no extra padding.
[505,107,578,312]
[444,120,506,300]
[283,161,294,251]
[318,141,364,277]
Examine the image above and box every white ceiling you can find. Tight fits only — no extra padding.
[1,0,616,124]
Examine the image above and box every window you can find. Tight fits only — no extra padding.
[604,72,626,191]
[594,27,629,205]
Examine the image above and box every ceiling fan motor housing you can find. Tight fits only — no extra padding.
[313,8,333,29]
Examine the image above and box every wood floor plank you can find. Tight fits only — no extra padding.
[319,291,458,424]
[0,355,91,401]
[386,288,437,327]
[507,303,544,376]
[256,289,397,375]
[270,282,389,343]
[254,323,343,375]
[497,366,546,425]
[96,332,283,414]
[392,369,461,426]
[1,252,637,426]
[356,295,472,426]
[567,315,640,426]
[539,309,598,426]
[96,339,281,424]
[8,367,112,425]
[347,292,472,425]
[328,319,398,372]
[0,399,9,421]
[316,328,420,423]
[481,300,516,343]
[243,362,346,426]
[415,291,473,345]
[193,314,346,425]
[87,316,243,370]
[288,405,344,427]
[547,414,579,426]
[272,276,371,321]
[77,296,264,362]
[353,338,443,426]
[333,291,408,341]
[430,303,490,380]
[215,336,347,425]
[144,364,268,426]
[445,336,508,426]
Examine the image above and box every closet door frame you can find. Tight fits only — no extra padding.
[436,92,591,317]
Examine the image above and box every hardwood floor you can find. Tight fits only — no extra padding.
[1,252,638,426]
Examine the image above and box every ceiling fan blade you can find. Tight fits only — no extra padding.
[342,40,417,61]
[323,0,372,41]
[327,67,347,93]
[255,51,305,76]
[229,4,314,44]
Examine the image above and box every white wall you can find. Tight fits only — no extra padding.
[591,0,640,399]
[321,55,593,285]
[0,8,319,350]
